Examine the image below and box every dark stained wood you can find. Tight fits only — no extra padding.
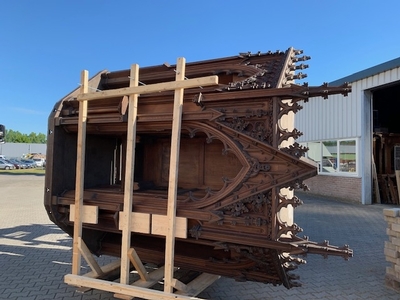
[44,48,352,289]
[373,133,400,204]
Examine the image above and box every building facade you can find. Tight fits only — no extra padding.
[295,57,400,204]
[0,142,46,159]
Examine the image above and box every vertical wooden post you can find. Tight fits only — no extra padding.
[72,70,89,275]
[164,57,186,293]
[120,64,139,285]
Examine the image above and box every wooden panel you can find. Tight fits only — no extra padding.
[70,204,98,224]
[204,140,242,189]
[176,139,201,189]
[157,138,203,189]
[151,214,187,238]
[118,212,151,234]
[143,141,163,186]
[161,141,171,185]
[153,137,244,190]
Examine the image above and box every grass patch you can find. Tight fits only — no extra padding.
[0,168,46,176]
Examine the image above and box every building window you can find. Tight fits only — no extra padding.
[339,140,356,173]
[300,139,357,176]
[322,140,337,173]
[306,142,321,165]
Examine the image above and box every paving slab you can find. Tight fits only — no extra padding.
[1,174,399,299]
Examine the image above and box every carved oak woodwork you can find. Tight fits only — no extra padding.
[44,47,352,288]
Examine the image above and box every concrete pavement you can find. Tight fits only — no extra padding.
[0,174,399,299]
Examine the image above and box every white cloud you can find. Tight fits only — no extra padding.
[11,107,47,115]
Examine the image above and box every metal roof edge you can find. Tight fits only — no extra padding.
[329,57,400,86]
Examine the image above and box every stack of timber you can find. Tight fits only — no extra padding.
[373,133,400,204]
[45,47,352,291]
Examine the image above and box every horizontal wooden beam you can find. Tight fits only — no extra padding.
[77,75,218,101]
[118,212,151,234]
[114,266,178,299]
[64,274,203,300]
[152,214,187,239]
[70,204,98,224]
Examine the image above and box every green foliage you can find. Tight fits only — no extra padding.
[5,129,47,144]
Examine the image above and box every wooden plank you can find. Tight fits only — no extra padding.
[171,279,188,293]
[151,214,187,238]
[120,64,139,285]
[116,270,218,298]
[120,95,129,115]
[69,204,98,224]
[389,178,395,204]
[389,175,399,204]
[113,267,179,298]
[164,57,186,293]
[396,170,400,205]
[77,75,218,101]
[82,259,121,278]
[78,238,104,277]
[127,248,149,281]
[378,175,390,204]
[372,155,381,203]
[72,70,89,275]
[175,273,220,297]
[65,274,203,300]
[132,266,167,288]
[118,212,151,234]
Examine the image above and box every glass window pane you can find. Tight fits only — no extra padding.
[321,141,337,173]
[339,140,356,172]
[306,142,322,172]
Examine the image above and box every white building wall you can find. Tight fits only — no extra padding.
[295,92,361,142]
[295,66,400,142]
[294,64,400,204]
[0,143,46,158]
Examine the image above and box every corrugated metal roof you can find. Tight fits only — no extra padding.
[330,57,400,86]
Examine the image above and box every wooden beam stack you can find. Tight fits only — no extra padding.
[384,208,400,291]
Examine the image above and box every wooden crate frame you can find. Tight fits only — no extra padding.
[65,57,220,299]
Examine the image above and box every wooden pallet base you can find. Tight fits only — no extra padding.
[65,256,219,300]
[66,274,204,300]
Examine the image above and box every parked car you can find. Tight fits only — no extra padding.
[21,159,36,168]
[7,158,27,169]
[33,158,45,167]
[5,159,21,169]
[0,160,15,170]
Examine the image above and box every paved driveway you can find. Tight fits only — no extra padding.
[0,174,399,299]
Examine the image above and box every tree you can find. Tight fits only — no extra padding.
[5,129,47,144]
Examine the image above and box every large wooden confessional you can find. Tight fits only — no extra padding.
[44,48,352,299]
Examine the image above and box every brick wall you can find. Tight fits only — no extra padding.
[384,208,400,291]
[303,175,362,203]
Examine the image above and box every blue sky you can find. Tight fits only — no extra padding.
[1,1,400,135]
